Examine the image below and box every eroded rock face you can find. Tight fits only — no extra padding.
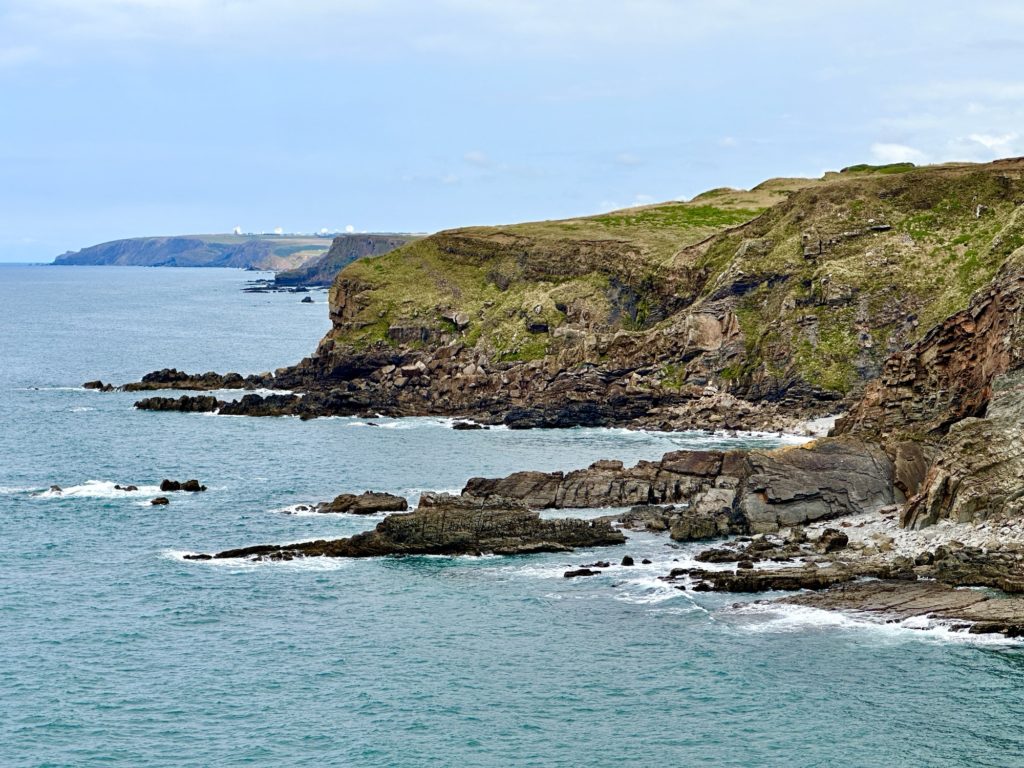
[902,369,1024,529]
[185,494,625,561]
[462,438,894,538]
[837,262,1024,442]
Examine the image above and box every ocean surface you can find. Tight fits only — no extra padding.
[3,264,1024,768]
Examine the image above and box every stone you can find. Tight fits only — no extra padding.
[621,555,635,566]
[151,497,170,505]
[564,568,599,578]
[817,528,850,553]
[316,491,409,515]
[187,494,626,560]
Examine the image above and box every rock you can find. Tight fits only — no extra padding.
[737,560,755,570]
[83,380,113,391]
[564,568,599,578]
[160,479,206,492]
[641,558,652,564]
[151,497,170,505]
[49,485,62,493]
[783,580,1024,637]
[114,484,138,492]
[187,494,626,560]
[316,491,409,515]
[582,561,611,568]
[621,555,635,566]
[123,369,263,392]
[452,421,486,430]
[687,563,859,592]
[462,438,894,536]
[135,395,220,413]
[817,528,850,553]
[301,296,314,303]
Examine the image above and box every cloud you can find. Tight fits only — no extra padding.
[615,152,642,166]
[966,132,1018,154]
[718,136,738,148]
[870,142,929,164]
[463,149,488,166]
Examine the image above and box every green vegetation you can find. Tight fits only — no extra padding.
[322,158,1024,400]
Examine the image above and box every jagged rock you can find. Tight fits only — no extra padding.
[160,479,207,492]
[185,494,625,561]
[316,491,409,515]
[136,395,220,413]
[83,380,113,391]
[816,528,850,553]
[464,438,894,536]
[114,484,138,491]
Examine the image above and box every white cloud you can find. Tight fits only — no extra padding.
[967,132,1018,154]
[718,136,738,148]
[870,142,929,164]
[345,224,355,233]
[615,152,642,166]
[463,149,488,166]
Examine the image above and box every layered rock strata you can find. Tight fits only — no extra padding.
[185,493,624,561]
[461,438,894,539]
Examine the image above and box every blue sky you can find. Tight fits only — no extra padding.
[2,0,1024,262]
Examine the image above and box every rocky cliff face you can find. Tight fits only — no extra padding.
[273,234,417,287]
[53,234,333,270]
[261,159,1024,428]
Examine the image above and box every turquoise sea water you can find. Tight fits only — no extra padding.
[3,264,1024,768]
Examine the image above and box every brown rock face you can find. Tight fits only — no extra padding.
[462,438,894,538]
[186,494,625,561]
[837,264,1024,442]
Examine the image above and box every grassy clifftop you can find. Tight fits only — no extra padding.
[314,158,1024,415]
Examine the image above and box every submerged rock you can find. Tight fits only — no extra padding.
[186,494,625,561]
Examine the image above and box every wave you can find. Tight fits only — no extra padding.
[725,600,1022,646]
[68,406,96,413]
[35,480,165,499]
[163,549,350,571]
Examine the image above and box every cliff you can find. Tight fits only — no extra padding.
[53,234,334,271]
[249,158,1024,428]
[272,234,417,287]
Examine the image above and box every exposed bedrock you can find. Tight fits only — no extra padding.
[461,437,894,539]
[185,493,625,561]
[315,491,409,514]
[783,580,1024,637]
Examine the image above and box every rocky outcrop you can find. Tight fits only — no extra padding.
[123,369,269,392]
[783,580,1024,637]
[273,234,416,287]
[160,479,207,492]
[316,491,409,514]
[185,493,625,561]
[462,438,894,538]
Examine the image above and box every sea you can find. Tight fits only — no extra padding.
[2,264,1024,768]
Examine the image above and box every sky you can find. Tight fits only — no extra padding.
[2,1,1024,262]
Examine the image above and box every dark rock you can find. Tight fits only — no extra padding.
[621,555,635,566]
[641,558,652,564]
[83,380,113,391]
[316,491,409,515]
[452,421,486,430]
[301,296,314,303]
[114,484,138,492]
[737,560,755,570]
[151,497,170,505]
[564,568,599,578]
[194,494,626,560]
[817,528,850,553]
[181,479,207,492]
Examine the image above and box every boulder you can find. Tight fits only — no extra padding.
[150,497,170,505]
[316,491,409,515]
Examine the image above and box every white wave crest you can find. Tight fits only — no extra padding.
[36,480,163,499]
